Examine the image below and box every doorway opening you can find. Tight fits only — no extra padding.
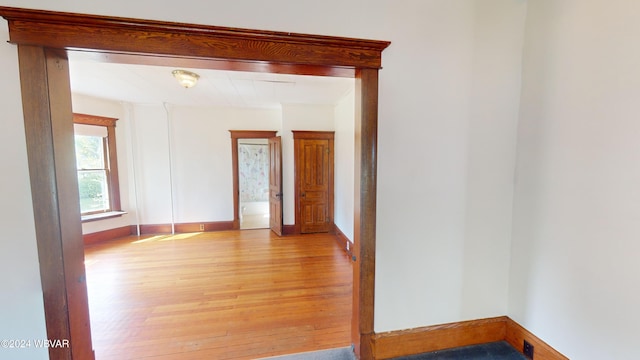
[230,130,281,234]
[238,138,270,229]
[1,7,389,359]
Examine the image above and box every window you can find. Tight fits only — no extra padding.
[73,113,121,218]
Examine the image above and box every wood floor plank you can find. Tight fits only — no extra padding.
[84,229,352,360]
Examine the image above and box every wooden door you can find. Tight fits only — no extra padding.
[293,131,334,233]
[269,136,283,236]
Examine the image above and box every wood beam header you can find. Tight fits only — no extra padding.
[0,7,390,71]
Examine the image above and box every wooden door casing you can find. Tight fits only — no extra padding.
[230,130,278,230]
[269,136,283,236]
[293,131,334,234]
[0,7,389,358]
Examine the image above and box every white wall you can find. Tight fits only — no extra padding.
[169,105,281,223]
[0,18,48,360]
[334,90,355,241]
[509,1,640,358]
[374,1,476,330]
[375,0,527,330]
[281,104,336,225]
[130,104,174,225]
[129,104,281,225]
[460,1,526,320]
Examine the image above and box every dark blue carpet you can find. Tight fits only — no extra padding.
[391,341,527,360]
[259,347,355,359]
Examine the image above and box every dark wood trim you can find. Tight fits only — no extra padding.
[73,112,117,127]
[129,225,140,236]
[0,7,389,70]
[73,112,122,213]
[139,224,174,235]
[372,317,569,360]
[83,226,132,245]
[229,130,278,230]
[374,317,508,359]
[18,45,94,360]
[282,224,298,236]
[71,51,357,78]
[292,130,336,140]
[106,124,121,211]
[174,221,235,233]
[230,130,279,139]
[506,318,569,360]
[138,221,235,235]
[360,333,375,360]
[1,7,389,358]
[334,225,354,260]
[352,68,379,358]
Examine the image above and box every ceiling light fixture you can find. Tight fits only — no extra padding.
[172,69,200,88]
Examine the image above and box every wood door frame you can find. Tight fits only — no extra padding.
[230,130,278,230]
[292,130,335,234]
[0,7,389,359]
[73,113,122,215]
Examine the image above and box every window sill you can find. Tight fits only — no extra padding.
[81,211,127,223]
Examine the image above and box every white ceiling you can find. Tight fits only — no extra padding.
[68,52,354,109]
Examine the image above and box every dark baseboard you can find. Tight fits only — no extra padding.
[372,316,568,360]
[334,225,354,259]
[282,224,298,236]
[373,317,507,359]
[139,223,173,235]
[85,221,237,244]
[505,317,569,360]
[282,223,341,237]
[360,332,375,360]
[83,225,132,245]
[174,221,234,233]
[139,221,235,235]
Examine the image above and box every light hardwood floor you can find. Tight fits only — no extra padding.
[84,229,353,360]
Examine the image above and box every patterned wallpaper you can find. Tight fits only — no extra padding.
[239,144,269,202]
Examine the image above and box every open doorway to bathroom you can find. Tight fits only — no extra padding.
[238,138,270,229]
